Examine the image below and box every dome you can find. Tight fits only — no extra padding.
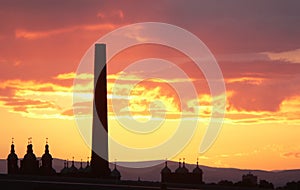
[60,164,68,174]
[84,161,92,173]
[177,161,189,174]
[193,166,203,174]
[78,161,85,173]
[193,161,202,174]
[161,161,171,174]
[7,144,18,161]
[110,163,121,179]
[23,144,37,161]
[111,168,121,177]
[42,144,53,162]
[68,161,78,174]
[8,153,18,161]
[175,161,182,173]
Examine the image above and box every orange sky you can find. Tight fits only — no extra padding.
[0,0,300,171]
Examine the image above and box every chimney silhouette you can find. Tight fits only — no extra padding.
[91,44,111,178]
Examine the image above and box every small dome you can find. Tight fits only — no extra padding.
[78,161,85,173]
[8,153,18,161]
[175,162,182,173]
[193,161,202,174]
[7,144,18,161]
[193,166,202,174]
[68,161,78,174]
[60,161,68,174]
[23,144,37,161]
[84,161,92,173]
[177,161,189,174]
[42,144,53,161]
[161,161,171,174]
[178,167,189,174]
[110,163,121,179]
[111,168,121,177]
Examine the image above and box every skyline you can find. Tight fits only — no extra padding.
[1,0,300,171]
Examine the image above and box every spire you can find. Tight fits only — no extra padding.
[86,157,90,167]
[10,138,15,153]
[193,157,202,174]
[27,137,33,153]
[183,158,186,167]
[72,156,75,167]
[44,139,49,154]
[179,158,181,167]
[7,137,19,174]
[80,159,83,169]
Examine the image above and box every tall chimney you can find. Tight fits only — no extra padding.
[91,44,111,178]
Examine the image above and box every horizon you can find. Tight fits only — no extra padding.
[1,0,300,173]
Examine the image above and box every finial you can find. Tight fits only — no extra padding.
[11,137,14,144]
[28,137,32,144]
[46,138,48,145]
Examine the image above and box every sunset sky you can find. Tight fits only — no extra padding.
[1,0,300,171]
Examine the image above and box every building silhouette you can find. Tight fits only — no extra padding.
[6,44,122,179]
[7,141,19,174]
[7,139,56,176]
[59,158,121,180]
[161,159,203,184]
[40,141,56,175]
[20,141,39,175]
